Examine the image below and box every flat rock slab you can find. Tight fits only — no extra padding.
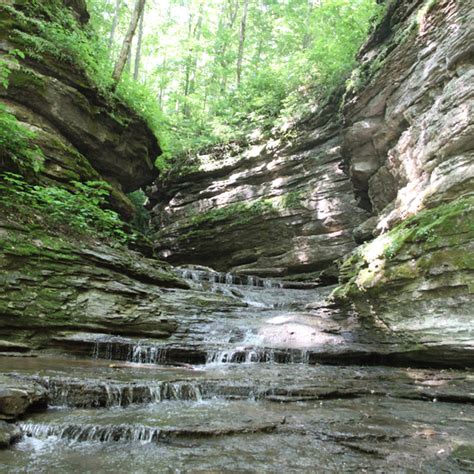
[0,341,31,353]
[3,359,473,408]
[19,400,283,443]
[0,375,47,420]
[4,397,474,472]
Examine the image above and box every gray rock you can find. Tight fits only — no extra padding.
[0,375,47,420]
[150,109,367,278]
[0,421,21,449]
[352,216,378,244]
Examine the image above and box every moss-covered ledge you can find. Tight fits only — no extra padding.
[0,220,195,348]
[333,197,474,299]
[330,197,474,366]
[0,0,160,219]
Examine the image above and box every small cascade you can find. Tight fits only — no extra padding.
[91,340,133,361]
[91,340,168,365]
[206,348,276,365]
[206,348,311,366]
[174,266,283,289]
[129,344,167,364]
[159,382,202,402]
[20,423,161,443]
[42,378,204,408]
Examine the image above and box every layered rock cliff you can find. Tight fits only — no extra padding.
[150,0,474,364]
[0,0,160,218]
[149,102,368,281]
[333,0,474,365]
[0,0,187,351]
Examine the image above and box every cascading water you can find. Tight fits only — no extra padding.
[174,266,283,289]
[2,267,471,472]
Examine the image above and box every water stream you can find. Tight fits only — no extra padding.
[1,268,473,472]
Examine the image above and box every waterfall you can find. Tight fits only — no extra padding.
[174,266,284,289]
[20,423,162,443]
[43,379,205,408]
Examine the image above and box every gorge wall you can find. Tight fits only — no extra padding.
[150,0,473,363]
[0,0,159,219]
[334,0,474,365]
[151,0,472,277]
[0,0,203,351]
[0,0,471,367]
[149,103,368,281]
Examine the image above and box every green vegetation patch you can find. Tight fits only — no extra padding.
[0,173,129,244]
[332,197,474,301]
[281,191,305,209]
[168,199,278,242]
[0,1,166,166]
[189,200,277,227]
[0,51,44,174]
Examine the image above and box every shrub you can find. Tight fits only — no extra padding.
[0,173,129,243]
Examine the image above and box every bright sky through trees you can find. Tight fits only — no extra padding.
[88,0,382,155]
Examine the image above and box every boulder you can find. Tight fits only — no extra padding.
[0,375,47,420]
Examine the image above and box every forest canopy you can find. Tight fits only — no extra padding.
[87,0,382,159]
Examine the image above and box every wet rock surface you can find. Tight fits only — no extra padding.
[0,421,21,449]
[0,225,246,349]
[1,362,473,472]
[0,375,47,420]
[0,267,473,470]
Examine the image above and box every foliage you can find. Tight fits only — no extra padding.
[0,173,129,243]
[4,0,167,165]
[381,198,473,260]
[127,189,151,235]
[0,52,44,173]
[86,0,382,159]
[2,0,383,174]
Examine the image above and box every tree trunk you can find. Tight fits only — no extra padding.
[108,0,122,50]
[182,9,194,106]
[188,6,203,97]
[236,0,249,87]
[113,0,146,83]
[133,7,145,80]
[219,0,239,94]
[182,5,203,118]
[158,55,167,108]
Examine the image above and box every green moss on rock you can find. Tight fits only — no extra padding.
[332,197,474,301]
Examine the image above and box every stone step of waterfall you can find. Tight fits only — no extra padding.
[9,396,474,473]
[49,331,427,368]
[174,266,284,289]
[19,401,284,443]
[8,362,473,410]
[173,266,327,290]
[36,377,205,408]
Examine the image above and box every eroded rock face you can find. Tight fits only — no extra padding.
[149,0,473,366]
[331,0,474,365]
[0,221,245,349]
[0,375,47,421]
[343,0,473,225]
[0,1,160,217]
[150,104,367,280]
[0,421,21,449]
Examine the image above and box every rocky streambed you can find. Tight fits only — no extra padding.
[1,270,473,472]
